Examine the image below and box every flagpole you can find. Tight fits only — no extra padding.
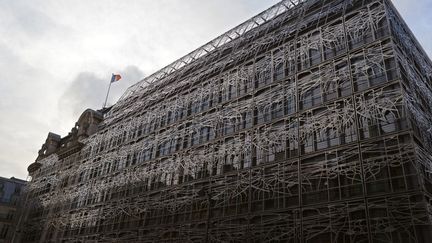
[103,74,113,108]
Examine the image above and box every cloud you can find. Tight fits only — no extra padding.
[58,66,145,119]
[0,43,57,179]
[0,159,28,180]
[392,0,432,57]
[1,1,58,38]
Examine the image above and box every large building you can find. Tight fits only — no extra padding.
[22,0,432,242]
[0,177,26,243]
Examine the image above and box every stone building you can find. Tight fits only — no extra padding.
[23,0,432,242]
[0,176,26,243]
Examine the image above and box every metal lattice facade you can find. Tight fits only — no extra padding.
[21,0,432,242]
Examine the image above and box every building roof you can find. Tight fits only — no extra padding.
[0,176,27,184]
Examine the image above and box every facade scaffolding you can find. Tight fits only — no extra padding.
[21,0,432,242]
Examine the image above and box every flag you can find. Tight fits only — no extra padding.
[111,74,122,83]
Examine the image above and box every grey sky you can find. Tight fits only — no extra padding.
[0,0,430,179]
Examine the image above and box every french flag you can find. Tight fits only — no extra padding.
[111,73,122,83]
